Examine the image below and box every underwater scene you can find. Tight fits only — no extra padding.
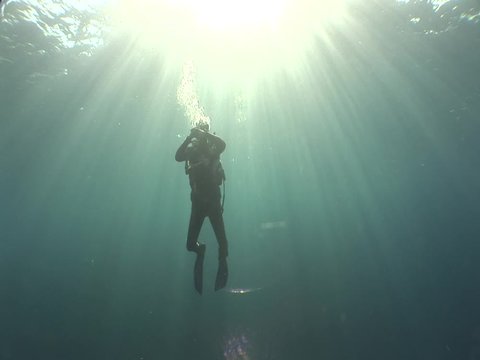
[1,0,480,359]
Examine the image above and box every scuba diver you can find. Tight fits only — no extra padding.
[175,121,228,294]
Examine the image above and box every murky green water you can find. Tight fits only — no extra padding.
[1,1,480,359]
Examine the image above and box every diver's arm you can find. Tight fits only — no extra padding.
[207,133,226,154]
[189,128,226,154]
[191,129,225,155]
[175,136,192,162]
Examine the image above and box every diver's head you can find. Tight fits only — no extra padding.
[196,121,210,132]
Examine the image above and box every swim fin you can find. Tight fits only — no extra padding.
[214,258,228,291]
[194,244,206,294]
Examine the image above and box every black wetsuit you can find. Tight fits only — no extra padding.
[175,130,228,260]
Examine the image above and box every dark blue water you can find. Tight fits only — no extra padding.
[1,1,480,359]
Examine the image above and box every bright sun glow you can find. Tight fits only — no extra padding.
[109,0,352,86]
[172,0,288,31]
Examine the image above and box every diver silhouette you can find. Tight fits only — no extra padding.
[175,121,228,294]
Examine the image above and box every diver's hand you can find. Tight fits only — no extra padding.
[186,128,199,141]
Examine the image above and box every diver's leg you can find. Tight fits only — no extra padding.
[187,199,207,294]
[186,200,206,254]
[209,204,228,291]
[209,207,228,259]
